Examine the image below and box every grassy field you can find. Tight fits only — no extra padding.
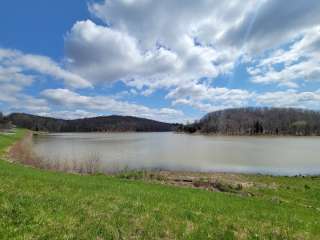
[0,130,319,239]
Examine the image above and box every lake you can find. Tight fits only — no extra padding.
[32,132,320,176]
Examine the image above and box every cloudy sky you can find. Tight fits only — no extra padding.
[1,0,320,122]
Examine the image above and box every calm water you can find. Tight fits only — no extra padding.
[32,132,320,175]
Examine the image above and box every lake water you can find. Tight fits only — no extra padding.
[32,132,320,176]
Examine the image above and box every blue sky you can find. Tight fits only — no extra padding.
[1,0,320,122]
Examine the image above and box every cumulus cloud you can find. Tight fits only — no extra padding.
[86,0,320,72]
[0,54,50,113]
[166,82,254,112]
[0,48,92,89]
[65,20,222,91]
[169,86,320,112]
[166,81,320,112]
[0,92,49,113]
[66,0,255,91]
[88,0,252,50]
[65,20,145,84]
[65,0,320,106]
[0,48,93,116]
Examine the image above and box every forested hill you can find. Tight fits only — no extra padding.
[7,113,178,132]
[179,108,320,136]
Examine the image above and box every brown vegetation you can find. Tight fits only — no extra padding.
[116,170,260,196]
[8,132,102,174]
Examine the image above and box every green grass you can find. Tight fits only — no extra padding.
[0,130,319,239]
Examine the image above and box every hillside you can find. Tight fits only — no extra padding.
[7,113,177,132]
[180,107,320,135]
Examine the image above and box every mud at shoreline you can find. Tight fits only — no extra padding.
[114,170,286,196]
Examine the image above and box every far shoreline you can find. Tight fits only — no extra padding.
[34,130,320,138]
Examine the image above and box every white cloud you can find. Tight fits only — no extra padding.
[0,48,93,115]
[248,27,320,87]
[0,92,50,113]
[0,48,92,89]
[0,62,50,113]
[166,82,320,112]
[0,61,35,103]
[166,82,254,112]
[65,20,145,84]
[65,20,223,92]
[38,110,98,120]
[256,90,320,109]
[87,0,320,69]
[65,1,320,97]
[220,0,320,53]
[88,0,252,50]
[66,0,256,91]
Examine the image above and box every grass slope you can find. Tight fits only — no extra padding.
[0,130,319,239]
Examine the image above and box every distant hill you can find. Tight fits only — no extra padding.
[7,113,178,132]
[179,107,320,136]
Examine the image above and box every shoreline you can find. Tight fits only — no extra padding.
[32,130,320,137]
[3,130,319,197]
[5,130,320,177]
[177,130,320,137]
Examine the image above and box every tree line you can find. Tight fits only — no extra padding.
[178,107,320,136]
[6,113,178,132]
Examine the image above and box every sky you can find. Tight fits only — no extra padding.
[0,0,320,123]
